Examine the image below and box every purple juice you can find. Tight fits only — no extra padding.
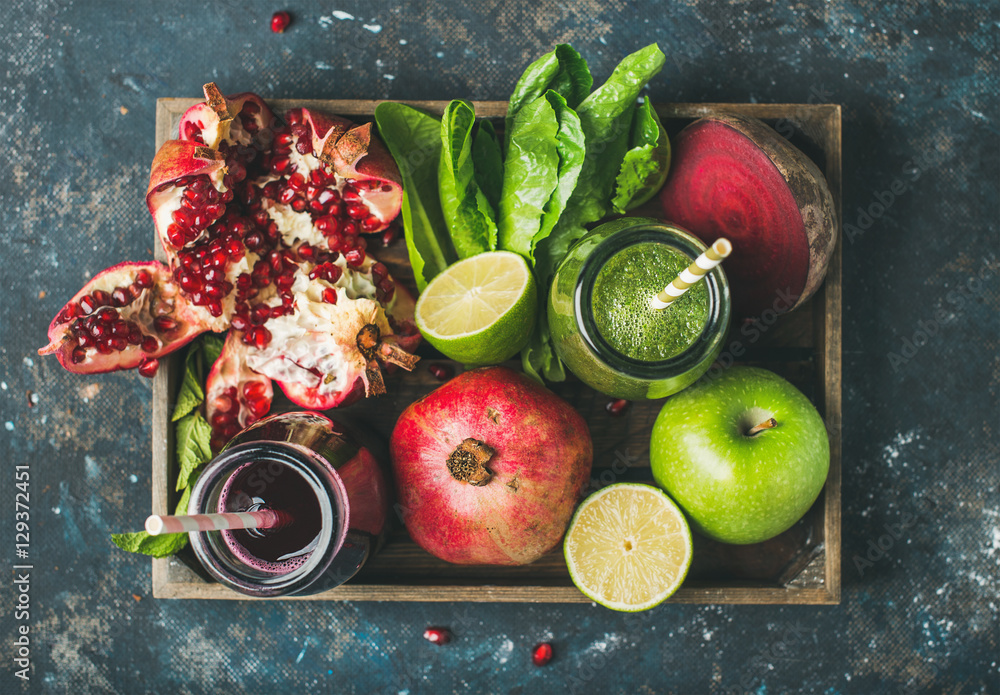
[218,460,327,574]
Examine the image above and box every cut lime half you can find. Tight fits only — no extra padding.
[564,483,693,612]
[415,251,537,366]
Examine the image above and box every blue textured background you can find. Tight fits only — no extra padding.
[1,1,997,693]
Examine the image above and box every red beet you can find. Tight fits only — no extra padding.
[390,367,593,565]
[659,114,837,319]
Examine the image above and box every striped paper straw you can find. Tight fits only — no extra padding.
[651,238,733,310]
[144,510,288,536]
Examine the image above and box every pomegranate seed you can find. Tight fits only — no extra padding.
[605,399,630,416]
[361,214,383,232]
[345,249,365,266]
[291,198,308,213]
[428,364,453,381]
[316,215,340,236]
[90,323,108,339]
[422,628,451,645]
[205,282,226,299]
[178,272,203,293]
[153,316,178,332]
[532,643,553,666]
[213,394,235,413]
[97,307,118,324]
[279,187,298,205]
[250,304,270,325]
[110,336,128,352]
[207,300,224,317]
[76,332,93,348]
[111,287,133,307]
[112,320,130,337]
[270,10,291,33]
[71,347,87,364]
[212,410,236,428]
[238,384,261,403]
[342,186,360,203]
[248,326,271,350]
[247,396,271,418]
[381,227,399,247]
[92,290,111,307]
[140,336,159,353]
[96,341,113,355]
[138,359,160,378]
[79,295,97,314]
[322,288,338,304]
[127,325,143,345]
[346,202,368,220]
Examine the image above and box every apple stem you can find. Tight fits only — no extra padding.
[747,417,778,437]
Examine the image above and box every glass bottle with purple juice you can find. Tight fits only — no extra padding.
[187,411,389,597]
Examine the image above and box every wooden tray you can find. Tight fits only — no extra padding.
[151,99,842,604]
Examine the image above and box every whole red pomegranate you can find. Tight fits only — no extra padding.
[390,367,592,565]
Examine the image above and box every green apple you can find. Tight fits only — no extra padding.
[649,366,830,545]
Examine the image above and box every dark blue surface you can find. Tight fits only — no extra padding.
[1,1,997,693]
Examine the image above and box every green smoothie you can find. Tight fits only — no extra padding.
[591,242,709,361]
[548,218,730,400]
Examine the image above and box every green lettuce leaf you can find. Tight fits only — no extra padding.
[535,43,666,287]
[439,99,498,258]
[526,43,666,382]
[472,119,504,216]
[375,102,456,290]
[506,44,592,139]
[611,99,671,214]
[497,94,561,259]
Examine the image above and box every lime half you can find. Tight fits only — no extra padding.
[564,483,693,612]
[415,251,537,366]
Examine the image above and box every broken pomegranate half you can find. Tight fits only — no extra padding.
[40,83,419,422]
[39,262,207,375]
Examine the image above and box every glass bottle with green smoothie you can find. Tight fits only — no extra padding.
[548,217,730,400]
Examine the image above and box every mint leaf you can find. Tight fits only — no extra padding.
[171,366,204,422]
[175,485,191,516]
[202,333,225,367]
[175,412,213,491]
[111,530,188,558]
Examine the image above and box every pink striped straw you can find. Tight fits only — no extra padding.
[144,510,288,536]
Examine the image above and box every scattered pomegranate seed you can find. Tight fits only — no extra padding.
[532,642,553,666]
[138,358,160,378]
[605,399,630,416]
[270,10,291,33]
[422,628,451,645]
[428,364,453,381]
